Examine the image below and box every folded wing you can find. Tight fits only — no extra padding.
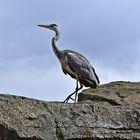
[64,50,100,88]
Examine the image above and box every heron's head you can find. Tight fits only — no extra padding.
[38,24,59,32]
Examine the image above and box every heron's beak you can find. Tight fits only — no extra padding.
[38,25,49,29]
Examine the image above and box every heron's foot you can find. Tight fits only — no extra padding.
[63,95,75,103]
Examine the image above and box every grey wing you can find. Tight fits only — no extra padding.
[65,51,100,86]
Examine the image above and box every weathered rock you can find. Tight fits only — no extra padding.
[78,81,140,107]
[0,81,140,140]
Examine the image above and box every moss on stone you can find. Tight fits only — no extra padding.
[56,126,64,140]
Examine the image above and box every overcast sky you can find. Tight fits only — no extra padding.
[0,0,140,101]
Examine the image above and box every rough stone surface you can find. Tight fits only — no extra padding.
[0,81,140,140]
[78,81,140,107]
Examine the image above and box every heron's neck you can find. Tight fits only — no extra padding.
[52,30,62,59]
[54,29,60,41]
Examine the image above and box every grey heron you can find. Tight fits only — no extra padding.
[38,24,100,103]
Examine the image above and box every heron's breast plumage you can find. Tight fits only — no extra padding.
[59,57,75,76]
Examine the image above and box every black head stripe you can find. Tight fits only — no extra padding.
[51,24,58,27]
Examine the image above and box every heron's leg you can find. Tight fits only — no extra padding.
[74,75,83,104]
[63,79,78,103]
[63,80,83,103]
[63,89,77,103]
[73,79,79,104]
[74,83,83,104]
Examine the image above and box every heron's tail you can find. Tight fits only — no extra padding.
[92,67,100,85]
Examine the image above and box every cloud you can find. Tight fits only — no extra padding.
[0,0,140,101]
